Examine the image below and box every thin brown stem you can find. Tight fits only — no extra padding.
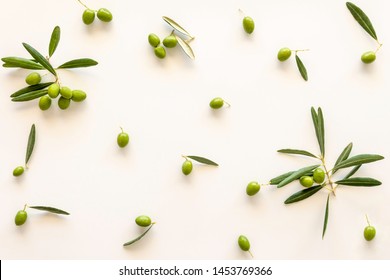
[321,157,336,196]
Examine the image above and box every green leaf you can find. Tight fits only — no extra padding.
[162,16,193,38]
[311,107,325,158]
[269,171,295,185]
[1,57,44,70]
[322,195,330,239]
[333,154,384,170]
[346,2,377,40]
[284,185,322,204]
[25,124,36,165]
[335,177,381,187]
[29,206,69,215]
[57,58,98,69]
[277,164,320,188]
[333,143,353,173]
[10,82,54,98]
[295,54,308,81]
[343,164,361,179]
[48,26,61,57]
[123,224,154,247]
[11,89,48,102]
[186,156,218,166]
[22,43,56,76]
[175,35,195,60]
[277,149,317,158]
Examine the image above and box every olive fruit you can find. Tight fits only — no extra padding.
[277,48,292,61]
[361,51,376,64]
[71,90,87,102]
[13,166,25,177]
[135,215,152,227]
[242,16,255,34]
[364,226,376,241]
[163,35,178,48]
[15,210,28,226]
[97,8,113,22]
[148,33,160,48]
[209,97,224,109]
[299,176,314,188]
[238,235,251,252]
[154,46,166,59]
[117,129,129,148]
[313,168,325,184]
[48,83,60,98]
[58,97,71,110]
[82,9,95,25]
[246,181,260,196]
[60,86,73,99]
[39,96,52,111]
[182,160,193,175]
[25,72,41,85]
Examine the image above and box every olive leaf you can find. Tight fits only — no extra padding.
[333,154,384,170]
[123,224,154,247]
[10,82,54,98]
[11,90,48,102]
[346,2,377,40]
[335,177,381,187]
[28,206,69,215]
[295,54,308,81]
[277,149,317,158]
[1,57,45,70]
[48,26,61,58]
[311,107,325,158]
[343,164,361,179]
[186,156,218,166]
[22,43,56,76]
[175,35,195,60]
[332,142,353,174]
[277,164,320,188]
[162,16,193,38]
[269,171,295,185]
[25,124,36,165]
[284,185,322,204]
[322,195,330,239]
[57,58,98,69]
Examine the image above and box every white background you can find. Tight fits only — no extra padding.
[0,0,389,259]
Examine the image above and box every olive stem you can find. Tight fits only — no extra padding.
[23,204,27,211]
[294,49,310,54]
[248,250,254,258]
[185,37,195,44]
[182,155,189,161]
[224,100,231,107]
[375,43,383,54]
[238,9,245,16]
[320,157,336,196]
[77,0,91,10]
[365,214,371,226]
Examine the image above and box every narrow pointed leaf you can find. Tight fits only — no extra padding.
[346,2,377,40]
[334,154,384,170]
[187,156,218,166]
[333,143,353,173]
[123,224,154,246]
[277,164,320,188]
[57,58,98,69]
[295,54,308,81]
[278,149,317,158]
[284,185,322,204]
[12,90,48,102]
[1,57,44,70]
[335,177,381,187]
[22,43,56,76]
[29,206,69,215]
[162,16,193,38]
[322,195,330,239]
[343,164,361,179]
[175,35,195,60]
[48,26,61,57]
[25,124,36,165]
[10,82,54,98]
[317,108,325,157]
[269,171,295,185]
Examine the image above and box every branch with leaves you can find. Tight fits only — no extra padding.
[15,204,69,226]
[277,48,309,81]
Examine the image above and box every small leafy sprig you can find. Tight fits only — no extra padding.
[123,216,155,247]
[181,155,219,176]
[277,48,309,81]
[13,124,36,177]
[15,204,70,226]
[77,0,113,25]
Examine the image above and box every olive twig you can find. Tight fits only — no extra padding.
[77,0,91,10]
[375,43,383,54]
[294,49,310,54]
[365,214,371,226]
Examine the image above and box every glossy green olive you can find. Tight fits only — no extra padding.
[15,210,28,226]
[82,9,95,25]
[364,226,376,241]
[135,215,152,227]
[238,235,250,251]
[154,46,166,59]
[246,181,260,196]
[25,72,41,85]
[242,16,255,34]
[60,86,73,99]
[313,168,325,184]
[13,166,25,177]
[277,48,292,61]
[182,160,193,175]
[163,35,177,48]
[117,130,129,148]
[361,51,376,64]
[39,96,52,111]
[300,176,314,188]
[71,90,87,102]
[148,33,161,48]
[209,97,224,109]
[97,8,113,22]
[48,83,60,98]
[58,97,71,110]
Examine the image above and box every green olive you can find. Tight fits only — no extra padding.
[182,160,193,175]
[209,97,224,109]
[13,166,25,177]
[238,235,251,251]
[25,72,41,85]
[246,181,260,196]
[364,226,376,241]
[162,35,178,48]
[39,96,52,111]
[154,46,166,59]
[58,97,71,110]
[117,129,129,148]
[242,16,255,34]
[82,9,95,25]
[97,8,113,22]
[299,176,314,188]
[60,86,73,99]
[277,47,292,61]
[361,51,376,64]
[48,83,60,98]
[148,33,161,48]
[135,215,152,227]
[313,168,325,184]
[71,90,87,102]
[15,210,28,226]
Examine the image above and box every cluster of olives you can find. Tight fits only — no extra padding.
[82,8,113,25]
[148,33,178,59]
[209,97,230,110]
[299,168,325,188]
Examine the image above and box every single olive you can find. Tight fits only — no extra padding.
[82,9,95,25]
[364,226,376,241]
[60,86,73,99]
[97,8,113,22]
[299,176,314,188]
[148,33,160,48]
[25,72,41,85]
[238,235,251,251]
[58,97,71,110]
[162,35,178,48]
[154,46,166,59]
[15,210,28,226]
[209,97,224,109]
[39,96,52,111]
[246,181,260,196]
[313,168,325,184]
[277,47,292,61]
[182,160,193,175]
[48,83,60,98]
[361,51,376,64]
[71,90,87,102]
[13,166,25,177]
[135,215,152,227]
[242,16,255,34]
[117,129,129,148]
